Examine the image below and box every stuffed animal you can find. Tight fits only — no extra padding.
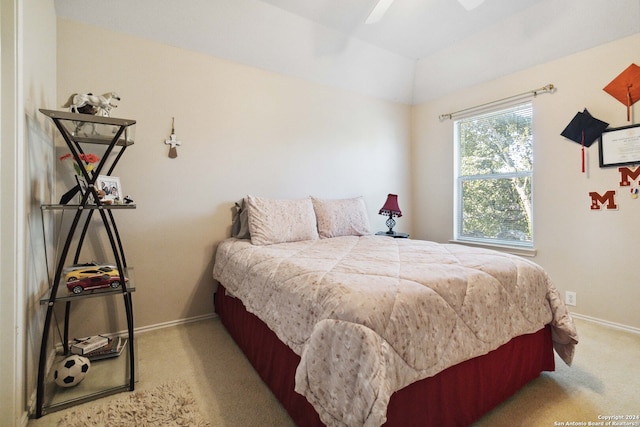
[96,189,113,205]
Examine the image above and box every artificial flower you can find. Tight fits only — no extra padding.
[59,152,100,175]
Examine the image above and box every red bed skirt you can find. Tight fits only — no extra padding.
[214,285,554,427]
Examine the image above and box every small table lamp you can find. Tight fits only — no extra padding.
[379,194,402,234]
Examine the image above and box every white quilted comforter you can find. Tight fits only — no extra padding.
[212,236,578,427]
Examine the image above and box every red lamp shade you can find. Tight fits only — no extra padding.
[379,194,402,217]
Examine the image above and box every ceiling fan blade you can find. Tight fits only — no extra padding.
[365,0,395,24]
[458,0,485,11]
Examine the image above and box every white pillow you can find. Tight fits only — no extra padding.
[311,196,372,238]
[246,195,319,245]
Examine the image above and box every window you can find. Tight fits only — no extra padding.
[454,103,533,248]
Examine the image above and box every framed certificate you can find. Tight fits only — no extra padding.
[599,123,640,168]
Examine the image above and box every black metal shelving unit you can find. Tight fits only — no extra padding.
[35,109,137,418]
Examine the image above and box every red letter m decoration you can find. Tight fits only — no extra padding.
[619,167,640,187]
[589,190,617,210]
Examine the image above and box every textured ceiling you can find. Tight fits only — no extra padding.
[54,0,640,104]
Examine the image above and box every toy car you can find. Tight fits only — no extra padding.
[63,262,100,274]
[66,275,128,294]
[65,266,119,282]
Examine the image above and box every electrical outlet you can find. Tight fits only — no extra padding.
[565,291,576,307]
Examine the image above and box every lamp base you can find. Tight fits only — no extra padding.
[376,231,409,238]
[385,215,396,233]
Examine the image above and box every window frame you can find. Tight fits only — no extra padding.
[453,102,535,250]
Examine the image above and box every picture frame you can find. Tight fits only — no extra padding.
[96,175,123,203]
[599,123,640,168]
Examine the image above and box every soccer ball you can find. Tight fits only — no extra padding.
[54,355,90,387]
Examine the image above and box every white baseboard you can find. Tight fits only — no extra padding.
[570,312,640,335]
[86,313,219,339]
[45,313,219,368]
[134,313,218,335]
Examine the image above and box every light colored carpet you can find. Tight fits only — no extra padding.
[56,380,209,427]
[29,316,640,427]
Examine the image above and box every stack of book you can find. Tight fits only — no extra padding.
[71,335,127,361]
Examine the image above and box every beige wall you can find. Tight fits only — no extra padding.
[55,18,640,337]
[2,0,56,422]
[413,33,640,330]
[24,1,58,414]
[56,19,412,333]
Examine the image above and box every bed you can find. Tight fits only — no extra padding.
[212,196,578,427]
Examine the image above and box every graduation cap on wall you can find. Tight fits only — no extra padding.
[603,63,640,122]
[561,108,609,173]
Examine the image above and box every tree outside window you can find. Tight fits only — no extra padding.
[454,103,533,247]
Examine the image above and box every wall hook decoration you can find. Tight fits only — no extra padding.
[164,117,182,158]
